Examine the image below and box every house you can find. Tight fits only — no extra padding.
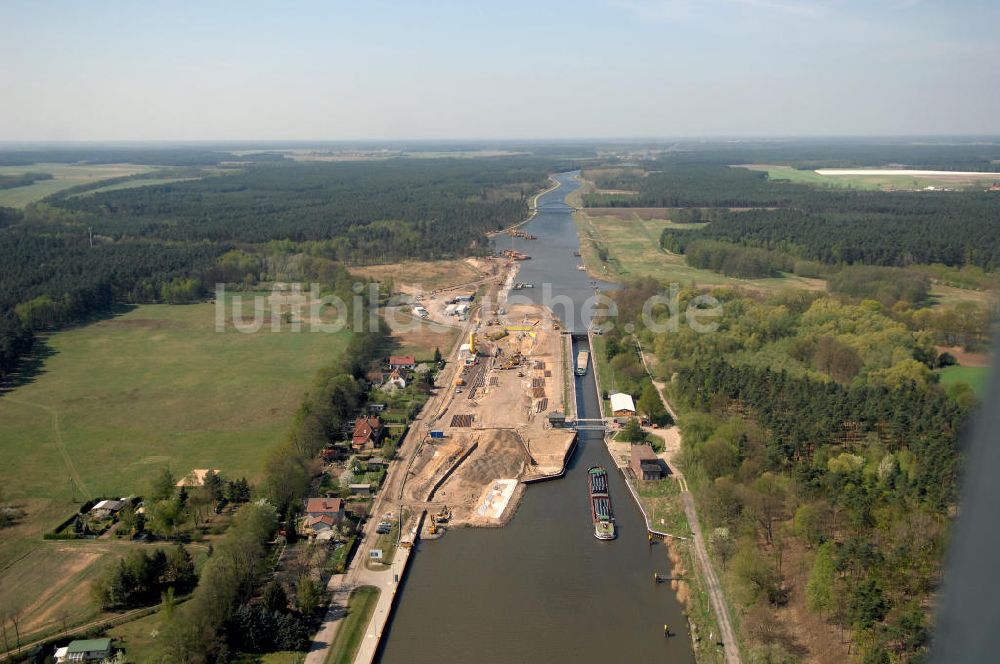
[387,355,416,370]
[305,514,337,533]
[351,416,385,451]
[610,392,636,417]
[630,444,665,481]
[89,499,126,517]
[56,638,112,662]
[305,497,344,524]
[383,368,408,391]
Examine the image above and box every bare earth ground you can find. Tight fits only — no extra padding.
[936,345,991,367]
[400,302,574,529]
[350,258,488,293]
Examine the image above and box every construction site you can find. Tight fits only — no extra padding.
[401,301,577,536]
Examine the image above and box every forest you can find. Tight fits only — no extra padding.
[603,277,981,663]
[52,158,553,253]
[0,154,565,381]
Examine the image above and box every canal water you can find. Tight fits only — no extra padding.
[377,173,694,663]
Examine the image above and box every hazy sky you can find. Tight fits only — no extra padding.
[2,0,998,141]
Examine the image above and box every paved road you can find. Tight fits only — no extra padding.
[635,338,741,664]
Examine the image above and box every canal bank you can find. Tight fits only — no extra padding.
[376,173,695,664]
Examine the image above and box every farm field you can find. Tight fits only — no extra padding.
[0,297,350,503]
[736,164,998,191]
[0,163,155,206]
[573,209,824,292]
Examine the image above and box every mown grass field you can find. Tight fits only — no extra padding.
[0,163,155,206]
[938,365,991,397]
[573,209,824,292]
[0,299,350,502]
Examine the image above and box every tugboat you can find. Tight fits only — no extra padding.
[588,466,616,540]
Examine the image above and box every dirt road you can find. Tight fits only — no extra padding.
[636,338,741,664]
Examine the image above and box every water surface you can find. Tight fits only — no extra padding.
[378,173,693,663]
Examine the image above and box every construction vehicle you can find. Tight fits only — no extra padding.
[433,506,451,524]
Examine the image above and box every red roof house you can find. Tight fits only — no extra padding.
[351,416,385,451]
[305,497,344,522]
[387,355,416,369]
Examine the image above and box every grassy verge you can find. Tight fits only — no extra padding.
[589,334,610,417]
[325,586,380,664]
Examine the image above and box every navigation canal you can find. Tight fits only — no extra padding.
[377,173,694,663]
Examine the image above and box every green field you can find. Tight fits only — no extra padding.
[574,210,825,292]
[325,586,380,664]
[0,298,350,502]
[938,365,991,397]
[0,163,155,207]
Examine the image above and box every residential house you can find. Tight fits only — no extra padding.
[630,444,665,481]
[383,368,408,391]
[610,392,636,417]
[387,355,416,370]
[305,497,344,524]
[56,638,113,662]
[351,416,385,451]
[305,514,337,533]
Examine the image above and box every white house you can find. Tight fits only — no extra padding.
[609,392,636,417]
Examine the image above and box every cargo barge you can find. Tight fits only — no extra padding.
[588,466,616,540]
[575,350,589,376]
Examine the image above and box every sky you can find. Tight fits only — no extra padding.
[2,0,998,141]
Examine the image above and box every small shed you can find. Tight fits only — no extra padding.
[349,483,372,496]
[630,443,665,481]
[610,393,636,417]
[547,411,567,428]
